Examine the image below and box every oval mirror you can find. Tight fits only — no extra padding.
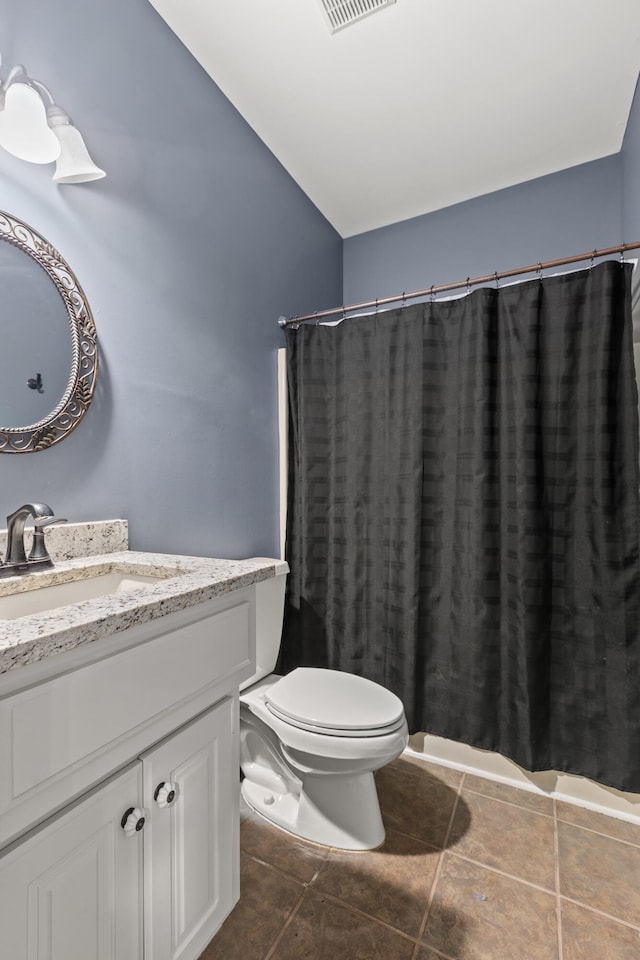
[0,211,98,452]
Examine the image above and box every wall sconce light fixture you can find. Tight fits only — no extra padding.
[0,58,105,184]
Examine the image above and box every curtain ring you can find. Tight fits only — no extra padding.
[537,262,543,282]
[620,245,626,264]
[466,277,471,295]
[494,271,500,289]
[401,291,406,308]
[375,297,379,313]
[430,285,435,303]
[590,250,597,270]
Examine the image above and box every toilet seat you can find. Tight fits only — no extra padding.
[265,667,405,738]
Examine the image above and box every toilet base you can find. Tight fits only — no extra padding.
[241,769,385,850]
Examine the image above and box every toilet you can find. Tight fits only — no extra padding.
[239,560,408,850]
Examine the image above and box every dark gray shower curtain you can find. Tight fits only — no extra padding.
[280,261,640,792]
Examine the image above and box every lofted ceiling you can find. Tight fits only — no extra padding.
[147,0,640,238]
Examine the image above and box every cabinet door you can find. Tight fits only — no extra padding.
[0,763,144,960]
[142,698,238,960]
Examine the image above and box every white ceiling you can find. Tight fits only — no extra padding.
[148,0,640,238]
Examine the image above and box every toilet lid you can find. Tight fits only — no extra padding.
[265,668,405,735]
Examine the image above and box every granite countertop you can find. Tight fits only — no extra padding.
[0,551,280,676]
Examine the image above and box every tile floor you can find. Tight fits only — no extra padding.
[200,754,640,960]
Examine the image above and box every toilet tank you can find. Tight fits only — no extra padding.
[240,559,289,691]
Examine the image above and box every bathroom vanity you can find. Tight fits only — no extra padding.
[0,522,275,960]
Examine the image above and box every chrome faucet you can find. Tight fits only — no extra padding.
[0,503,67,578]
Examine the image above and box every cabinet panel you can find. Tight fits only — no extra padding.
[0,764,143,960]
[143,699,238,960]
[0,598,251,846]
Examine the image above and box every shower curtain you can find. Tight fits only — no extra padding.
[280,261,640,792]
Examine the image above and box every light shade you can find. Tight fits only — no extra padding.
[47,105,105,183]
[0,81,60,163]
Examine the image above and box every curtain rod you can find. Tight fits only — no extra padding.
[278,241,640,329]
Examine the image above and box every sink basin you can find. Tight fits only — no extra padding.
[0,571,168,620]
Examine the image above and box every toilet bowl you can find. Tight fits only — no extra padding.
[239,561,408,850]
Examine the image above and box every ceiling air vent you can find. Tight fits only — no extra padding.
[318,0,396,33]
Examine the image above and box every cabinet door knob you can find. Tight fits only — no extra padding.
[121,806,147,836]
[154,781,178,808]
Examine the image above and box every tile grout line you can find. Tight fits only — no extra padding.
[414,770,467,953]
[558,894,640,935]
[249,841,428,955]
[554,817,640,849]
[447,777,640,843]
[262,888,307,960]
[444,850,557,896]
[241,846,328,890]
[412,946,457,960]
[462,785,640,847]
[553,798,564,960]
[307,887,423,947]
[461,784,555,818]
[395,760,639,835]
[243,833,449,956]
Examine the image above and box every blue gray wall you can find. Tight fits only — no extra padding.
[343,155,623,306]
[0,0,342,558]
[1,0,636,561]
[622,76,640,248]
[621,76,640,427]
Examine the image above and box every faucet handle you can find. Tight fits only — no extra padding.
[34,516,68,530]
[28,517,68,564]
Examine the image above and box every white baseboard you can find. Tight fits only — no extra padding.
[406,732,640,826]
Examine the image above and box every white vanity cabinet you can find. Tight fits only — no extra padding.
[0,762,144,959]
[0,584,257,960]
[142,699,236,960]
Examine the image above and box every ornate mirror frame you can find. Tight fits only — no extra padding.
[0,211,98,453]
